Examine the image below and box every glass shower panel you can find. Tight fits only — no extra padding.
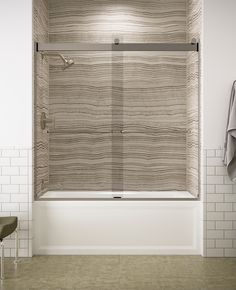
[48,52,113,191]
[122,52,188,191]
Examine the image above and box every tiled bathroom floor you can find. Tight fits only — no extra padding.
[1,256,236,290]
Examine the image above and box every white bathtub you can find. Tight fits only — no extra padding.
[33,191,202,255]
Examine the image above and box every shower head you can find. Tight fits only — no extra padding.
[60,54,74,70]
[41,52,74,70]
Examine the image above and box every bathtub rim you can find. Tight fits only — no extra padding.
[36,190,200,201]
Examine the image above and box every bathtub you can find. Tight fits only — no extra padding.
[39,190,196,200]
[33,190,202,255]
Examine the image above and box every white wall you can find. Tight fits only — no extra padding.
[202,0,236,257]
[0,0,33,257]
[0,0,33,147]
[203,0,236,148]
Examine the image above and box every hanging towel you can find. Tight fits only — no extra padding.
[223,80,236,180]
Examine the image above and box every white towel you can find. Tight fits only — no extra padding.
[223,80,236,180]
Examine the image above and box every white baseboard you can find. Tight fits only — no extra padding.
[35,245,200,255]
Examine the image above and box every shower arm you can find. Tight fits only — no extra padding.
[41,52,65,61]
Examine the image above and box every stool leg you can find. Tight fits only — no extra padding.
[14,228,19,264]
[1,240,4,280]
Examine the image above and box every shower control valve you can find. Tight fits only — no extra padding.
[40,112,53,130]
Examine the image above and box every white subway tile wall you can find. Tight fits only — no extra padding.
[0,147,32,257]
[204,148,236,257]
[1,146,235,258]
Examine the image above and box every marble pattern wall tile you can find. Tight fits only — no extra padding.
[186,0,201,197]
[34,0,49,198]
[46,0,200,193]
[123,132,186,191]
[49,53,113,133]
[49,0,187,43]
[49,133,113,191]
[187,0,202,39]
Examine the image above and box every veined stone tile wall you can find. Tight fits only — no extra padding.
[186,0,201,197]
[0,147,33,257]
[34,0,49,199]
[47,0,189,193]
[203,148,236,257]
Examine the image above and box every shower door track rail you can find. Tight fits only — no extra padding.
[36,41,199,52]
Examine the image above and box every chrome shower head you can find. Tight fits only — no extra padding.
[41,52,74,70]
[60,54,74,70]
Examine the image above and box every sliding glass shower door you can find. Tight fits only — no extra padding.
[121,52,187,192]
[48,50,189,193]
